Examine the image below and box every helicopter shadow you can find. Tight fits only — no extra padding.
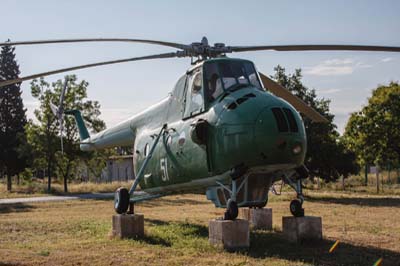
[132,218,208,247]
[305,195,400,207]
[139,218,400,265]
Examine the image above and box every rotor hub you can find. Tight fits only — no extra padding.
[182,37,231,59]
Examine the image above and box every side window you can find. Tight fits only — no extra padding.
[183,69,204,118]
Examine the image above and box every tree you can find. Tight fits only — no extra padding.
[0,42,27,191]
[29,75,106,192]
[271,65,359,181]
[343,82,400,170]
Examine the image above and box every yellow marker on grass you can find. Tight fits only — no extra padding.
[373,258,383,266]
[329,240,339,253]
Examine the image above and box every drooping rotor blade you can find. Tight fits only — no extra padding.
[231,45,400,53]
[258,72,328,123]
[0,38,189,50]
[0,52,178,88]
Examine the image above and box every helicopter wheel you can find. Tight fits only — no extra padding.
[290,199,304,217]
[114,187,130,214]
[224,199,238,220]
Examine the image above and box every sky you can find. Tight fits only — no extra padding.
[1,0,399,134]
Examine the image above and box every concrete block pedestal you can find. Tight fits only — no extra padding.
[282,216,322,243]
[209,219,249,251]
[240,208,272,230]
[111,214,144,238]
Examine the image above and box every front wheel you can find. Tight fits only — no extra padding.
[114,187,130,214]
[290,199,304,217]
[224,199,238,220]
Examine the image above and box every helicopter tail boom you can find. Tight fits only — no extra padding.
[65,109,135,151]
[64,109,90,141]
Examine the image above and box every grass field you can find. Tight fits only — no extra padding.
[1,190,400,266]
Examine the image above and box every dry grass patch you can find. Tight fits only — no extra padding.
[0,191,399,265]
[0,181,132,199]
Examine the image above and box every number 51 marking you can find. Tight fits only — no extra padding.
[160,158,169,182]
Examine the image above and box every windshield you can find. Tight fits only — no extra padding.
[204,60,262,102]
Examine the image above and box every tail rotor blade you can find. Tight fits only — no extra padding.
[59,77,68,112]
[49,102,59,117]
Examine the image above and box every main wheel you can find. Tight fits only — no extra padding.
[224,199,238,220]
[114,187,130,214]
[290,199,304,217]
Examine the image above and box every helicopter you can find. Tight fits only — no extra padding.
[1,37,399,220]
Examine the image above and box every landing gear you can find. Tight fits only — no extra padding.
[216,168,248,220]
[114,187,130,214]
[114,125,167,214]
[283,168,307,217]
[290,198,304,217]
[224,199,238,220]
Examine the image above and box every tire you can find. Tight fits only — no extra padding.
[290,199,304,217]
[114,187,130,214]
[224,199,238,220]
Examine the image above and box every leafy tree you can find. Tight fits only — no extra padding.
[26,79,59,192]
[0,42,28,191]
[343,82,400,169]
[271,65,359,181]
[29,75,106,192]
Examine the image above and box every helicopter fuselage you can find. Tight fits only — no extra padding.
[74,58,307,208]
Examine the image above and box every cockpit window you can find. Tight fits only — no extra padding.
[204,62,224,102]
[204,60,262,102]
[183,69,204,118]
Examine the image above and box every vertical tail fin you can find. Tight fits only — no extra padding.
[64,109,90,141]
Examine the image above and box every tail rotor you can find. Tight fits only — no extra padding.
[50,77,69,154]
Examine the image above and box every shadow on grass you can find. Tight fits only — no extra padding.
[249,230,400,266]
[0,203,36,214]
[306,195,400,207]
[138,234,172,247]
[146,218,209,237]
[138,218,400,265]
[130,218,209,248]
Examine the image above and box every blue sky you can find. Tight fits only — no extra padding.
[1,0,399,134]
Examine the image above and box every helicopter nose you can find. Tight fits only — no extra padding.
[254,107,306,166]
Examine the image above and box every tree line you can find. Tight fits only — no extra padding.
[1,44,399,193]
[0,44,113,192]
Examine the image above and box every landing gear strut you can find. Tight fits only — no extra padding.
[224,199,238,220]
[216,169,248,220]
[113,125,168,214]
[283,171,305,217]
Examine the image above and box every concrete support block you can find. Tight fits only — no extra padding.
[282,216,322,243]
[240,208,272,230]
[111,214,144,238]
[209,219,249,251]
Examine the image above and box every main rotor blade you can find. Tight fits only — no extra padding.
[0,38,189,50]
[0,52,178,88]
[231,45,400,53]
[258,72,328,123]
